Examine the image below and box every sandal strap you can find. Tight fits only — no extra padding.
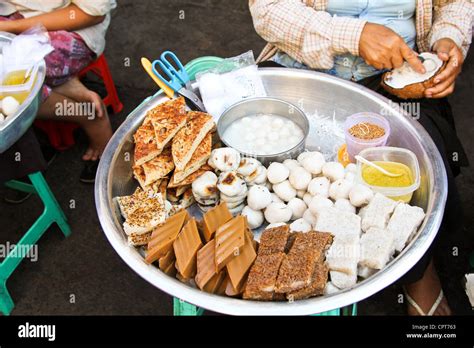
[404,287,444,316]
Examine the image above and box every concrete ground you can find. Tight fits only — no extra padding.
[1,0,473,316]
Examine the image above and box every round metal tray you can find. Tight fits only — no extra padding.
[95,68,447,315]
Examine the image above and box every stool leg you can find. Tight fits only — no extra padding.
[173,298,204,316]
[28,173,71,238]
[0,279,14,316]
[98,56,123,114]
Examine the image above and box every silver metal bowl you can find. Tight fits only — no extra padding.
[217,97,309,165]
[0,32,46,153]
[95,68,447,315]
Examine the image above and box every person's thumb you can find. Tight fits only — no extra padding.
[433,39,452,61]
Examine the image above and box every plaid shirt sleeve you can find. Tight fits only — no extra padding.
[428,0,473,57]
[249,0,367,69]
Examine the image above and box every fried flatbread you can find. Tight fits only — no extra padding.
[171,132,212,184]
[148,97,188,152]
[142,148,175,186]
[133,124,160,166]
[168,164,213,188]
[172,111,215,171]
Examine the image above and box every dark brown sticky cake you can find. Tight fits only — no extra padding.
[243,252,285,301]
[258,225,290,255]
[289,231,333,262]
[287,262,329,300]
[274,249,317,293]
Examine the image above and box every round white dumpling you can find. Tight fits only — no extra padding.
[301,152,326,175]
[329,179,353,200]
[267,162,290,184]
[210,148,241,172]
[309,195,334,215]
[217,172,246,197]
[247,184,272,211]
[334,198,356,214]
[192,171,218,197]
[297,151,313,164]
[272,180,297,202]
[349,184,374,207]
[237,157,261,177]
[283,159,300,171]
[264,202,292,224]
[302,209,317,226]
[289,166,312,191]
[242,206,264,229]
[290,219,312,233]
[322,162,345,182]
[287,198,307,220]
[307,177,330,197]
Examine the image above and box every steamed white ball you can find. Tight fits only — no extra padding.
[290,219,312,233]
[307,177,330,197]
[242,206,264,229]
[309,195,334,215]
[267,162,289,184]
[329,179,354,200]
[289,166,312,191]
[264,202,292,224]
[287,198,307,220]
[301,152,326,175]
[322,162,345,182]
[247,184,272,210]
[272,180,297,202]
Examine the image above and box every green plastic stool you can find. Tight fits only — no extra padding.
[0,171,71,315]
[173,298,357,316]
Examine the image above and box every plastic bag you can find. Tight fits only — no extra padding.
[196,51,266,119]
[1,24,54,76]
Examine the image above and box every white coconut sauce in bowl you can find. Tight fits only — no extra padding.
[222,114,305,156]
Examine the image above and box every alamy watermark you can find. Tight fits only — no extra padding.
[381,100,421,120]
[0,242,38,262]
[55,100,95,120]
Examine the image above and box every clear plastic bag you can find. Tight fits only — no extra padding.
[196,51,266,119]
[1,24,53,77]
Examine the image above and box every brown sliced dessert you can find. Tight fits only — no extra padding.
[243,252,286,301]
[258,225,290,255]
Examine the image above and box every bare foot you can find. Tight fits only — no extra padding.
[54,77,105,118]
[405,260,452,316]
[80,111,113,161]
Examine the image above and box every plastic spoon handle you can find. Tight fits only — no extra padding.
[355,155,403,178]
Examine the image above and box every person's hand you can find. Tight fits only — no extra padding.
[425,38,464,98]
[359,23,425,73]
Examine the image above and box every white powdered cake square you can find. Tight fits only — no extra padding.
[330,271,357,289]
[360,193,397,232]
[326,235,360,275]
[314,207,361,240]
[359,227,395,270]
[387,203,426,252]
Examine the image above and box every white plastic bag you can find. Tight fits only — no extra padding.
[1,24,54,75]
[197,51,266,119]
